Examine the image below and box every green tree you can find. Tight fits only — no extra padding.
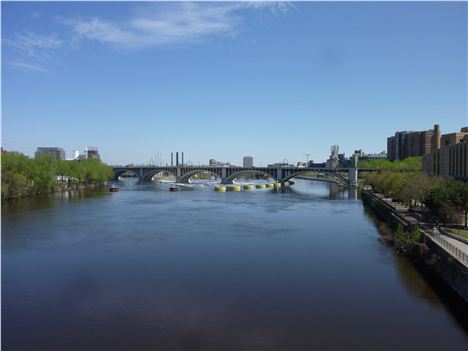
[399,173,433,208]
[2,151,113,199]
[447,180,468,227]
[359,156,422,172]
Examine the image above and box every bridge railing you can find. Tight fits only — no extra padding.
[425,229,468,267]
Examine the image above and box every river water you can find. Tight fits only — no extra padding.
[2,179,468,350]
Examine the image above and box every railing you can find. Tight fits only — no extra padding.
[365,190,468,267]
[425,229,468,267]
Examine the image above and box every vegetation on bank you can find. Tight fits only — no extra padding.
[359,156,422,171]
[1,152,113,199]
[394,224,425,253]
[364,170,468,227]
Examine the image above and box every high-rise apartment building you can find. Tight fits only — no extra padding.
[387,127,434,161]
[243,156,253,168]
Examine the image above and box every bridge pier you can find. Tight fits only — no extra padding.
[276,168,282,181]
[348,155,359,186]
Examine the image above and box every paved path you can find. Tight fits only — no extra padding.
[371,192,468,268]
[441,233,468,254]
[424,228,468,268]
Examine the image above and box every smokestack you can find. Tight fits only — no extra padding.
[182,152,184,166]
[171,152,173,166]
[176,152,179,166]
[434,124,441,150]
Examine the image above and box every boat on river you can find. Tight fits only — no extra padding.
[170,185,180,192]
[109,185,119,192]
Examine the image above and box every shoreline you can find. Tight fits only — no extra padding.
[361,189,468,303]
[1,182,106,201]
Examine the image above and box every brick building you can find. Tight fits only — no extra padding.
[423,125,468,179]
[387,127,434,161]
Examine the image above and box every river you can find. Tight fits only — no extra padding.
[2,179,468,350]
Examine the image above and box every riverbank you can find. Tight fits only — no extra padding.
[361,190,468,302]
[1,152,113,200]
[1,182,107,201]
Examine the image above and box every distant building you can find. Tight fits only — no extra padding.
[338,153,346,165]
[354,150,387,162]
[331,145,339,159]
[66,150,81,161]
[209,159,231,167]
[85,147,100,160]
[387,127,434,161]
[267,162,293,168]
[354,149,364,157]
[243,156,253,168]
[423,124,468,179]
[35,147,65,160]
[296,162,307,167]
[326,145,340,168]
[308,161,325,168]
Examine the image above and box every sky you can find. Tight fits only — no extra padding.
[2,1,467,166]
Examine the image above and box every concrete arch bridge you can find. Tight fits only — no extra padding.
[111,165,362,186]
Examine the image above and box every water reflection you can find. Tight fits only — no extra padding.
[1,187,109,214]
[364,207,468,334]
[2,179,468,350]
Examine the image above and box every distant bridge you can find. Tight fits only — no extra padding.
[111,165,366,186]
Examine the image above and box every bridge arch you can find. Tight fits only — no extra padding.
[222,169,278,184]
[178,169,222,183]
[113,168,140,180]
[281,170,347,185]
[141,169,177,182]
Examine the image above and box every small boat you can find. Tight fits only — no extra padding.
[170,185,180,192]
[109,185,119,192]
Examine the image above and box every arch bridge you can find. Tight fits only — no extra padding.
[111,165,362,186]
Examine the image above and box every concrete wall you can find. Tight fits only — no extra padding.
[421,239,468,302]
[361,190,468,302]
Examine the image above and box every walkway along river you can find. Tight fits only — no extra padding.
[2,179,468,350]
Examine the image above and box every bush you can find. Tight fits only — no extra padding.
[394,225,424,253]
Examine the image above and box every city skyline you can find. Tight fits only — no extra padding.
[2,1,467,165]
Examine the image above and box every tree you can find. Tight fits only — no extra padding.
[359,156,422,172]
[399,173,433,208]
[56,160,72,183]
[447,180,468,227]
[1,151,113,199]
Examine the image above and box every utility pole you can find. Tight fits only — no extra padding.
[303,153,311,164]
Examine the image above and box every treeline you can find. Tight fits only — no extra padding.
[364,171,468,226]
[2,152,113,199]
[359,156,422,171]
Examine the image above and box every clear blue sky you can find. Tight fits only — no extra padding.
[2,1,467,165]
